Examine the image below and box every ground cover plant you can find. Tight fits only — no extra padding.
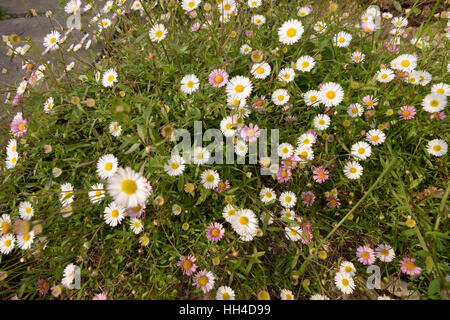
[0,0,449,300]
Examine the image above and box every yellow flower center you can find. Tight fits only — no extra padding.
[50,37,56,44]
[318,119,325,125]
[211,229,220,237]
[188,1,195,7]
[256,67,264,74]
[405,261,415,270]
[198,275,208,286]
[381,74,387,79]
[18,124,25,131]
[342,278,349,286]
[186,81,194,88]
[111,209,119,218]
[345,266,352,272]
[401,60,410,67]
[278,95,284,101]
[371,136,379,142]
[433,145,441,151]
[183,260,192,270]
[205,174,215,183]
[366,100,373,106]
[381,249,389,256]
[235,84,244,93]
[222,292,230,300]
[105,162,113,171]
[326,91,336,99]
[214,75,223,83]
[227,209,235,217]
[285,196,292,203]
[309,96,317,102]
[239,216,249,225]
[155,30,163,38]
[23,233,30,242]
[290,230,297,236]
[265,192,272,198]
[338,37,345,43]
[362,252,370,259]
[171,162,180,170]
[436,88,444,94]
[95,190,101,196]
[286,28,297,37]
[121,179,137,195]
[349,167,357,174]
[430,100,438,107]
[302,61,309,68]
[358,148,365,154]
[5,239,11,247]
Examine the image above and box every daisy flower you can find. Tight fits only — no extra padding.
[343,161,363,180]
[366,129,386,146]
[297,6,311,17]
[6,138,17,156]
[251,14,266,26]
[294,145,314,163]
[0,214,12,235]
[102,69,118,87]
[177,255,198,276]
[60,183,74,207]
[310,294,330,300]
[231,209,258,239]
[235,140,248,157]
[260,187,276,203]
[104,202,126,227]
[43,30,61,51]
[356,245,376,265]
[106,167,149,208]
[304,90,321,107]
[431,83,450,96]
[240,123,260,143]
[334,31,352,47]
[216,286,235,300]
[277,167,292,183]
[97,154,119,180]
[0,234,15,255]
[382,12,393,19]
[398,105,416,120]
[375,244,395,263]
[351,141,372,160]
[172,204,182,216]
[277,142,294,159]
[280,209,295,221]
[392,16,408,28]
[314,21,327,33]
[313,114,331,131]
[222,204,237,223]
[64,0,81,14]
[426,139,448,157]
[399,257,422,276]
[88,183,105,204]
[280,191,297,209]
[422,93,447,113]
[130,218,143,234]
[285,225,302,242]
[180,74,200,94]
[182,0,201,12]
[62,263,77,288]
[416,70,432,86]
[272,89,290,106]
[206,222,225,242]
[297,132,316,148]
[200,169,220,189]
[251,62,271,79]
[193,269,216,294]
[278,68,295,82]
[149,24,168,42]
[208,69,229,88]
[296,56,315,72]
[278,19,304,45]
[313,166,329,184]
[5,152,18,169]
[10,113,27,137]
[339,261,356,277]
[99,18,112,30]
[301,191,315,206]
[37,279,50,296]
[18,201,34,220]
[240,44,252,55]
[247,0,261,8]
[376,68,394,83]
[43,97,55,113]
[319,82,344,107]
[280,289,295,300]
[390,54,417,72]
[127,202,146,219]
[362,95,378,109]
[192,147,211,165]
[226,76,253,101]
[334,271,355,294]
[17,231,35,250]
[220,116,238,137]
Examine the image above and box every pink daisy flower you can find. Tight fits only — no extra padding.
[145,180,153,196]
[301,191,315,206]
[281,156,298,169]
[398,105,416,120]
[260,211,274,225]
[126,202,146,219]
[10,113,27,137]
[240,123,260,142]
[216,179,230,194]
[92,292,108,300]
[430,112,446,121]
[362,20,377,33]
[356,245,376,265]
[208,69,229,88]
[326,195,340,208]
[300,219,311,231]
[399,257,422,276]
[276,167,291,183]
[252,96,266,110]
[176,255,198,276]
[312,166,329,184]
[206,222,225,242]
[193,269,216,294]
[362,95,378,109]
[12,94,21,106]
[191,22,201,31]
[301,229,313,245]
[37,279,50,296]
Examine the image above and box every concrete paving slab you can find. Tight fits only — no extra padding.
[1,0,63,16]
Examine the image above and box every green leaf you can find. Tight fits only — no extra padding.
[428,278,440,296]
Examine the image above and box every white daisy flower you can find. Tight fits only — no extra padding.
[416,70,432,86]
[109,121,122,137]
[130,218,144,234]
[319,82,344,107]
[251,62,271,79]
[297,133,316,148]
[431,83,450,96]
[17,231,35,250]
[89,183,105,204]
[6,139,17,156]
[313,114,331,131]
[391,16,408,28]
[278,19,304,45]
[164,154,187,176]
[390,54,417,72]
[280,208,296,220]
[231,209,258,238]
[426,139,447,157]
[61,263,77,288]
[102,69,118,87]
[296,56,315,72]
[192,147,211,165]
[278,68,295,83]
[220,115,238,137]
[235,140,248,157]
[99,18,112,30]
[97,154,119,180]
[277,142,294,159]
[18,201,34,220]
[280,191,297,209]
[376,68,394,83]
[339,261,356,277]
[297,6,311,17]
[304,90,321,107]
[130,0,145,11]
[103,201,126,227]
[314,21,327,33]
[294,145,314,163]
[335,271,355,294]
[64,0,81,14]
[260,187,276,203]
[347,103,364,117]
[16,81,27,95]
[216,286,235,300]
[285,225,302,242]
[5,152,19,169]
[375,244,396,262]
[343,161,363,180]
[0,234,15,255]
[366,129,386,146]
[247,0,261,8]
[43,97,55,113]
[334,31,352,47]
[181,74,200,94]
[106,167,149,208]
[272,89,290,106]
[421,93,447,113]
[200,169,220,189]
[0,214,11,235]
[251,14,266,26]
[149,24,168,42]
[60,183,74,207]
[382,12,393,19]
[172,204,182,216]
[222,204,237,223]
[226,76,253,101]
[351,141,372,160]
[240,44,252,55]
